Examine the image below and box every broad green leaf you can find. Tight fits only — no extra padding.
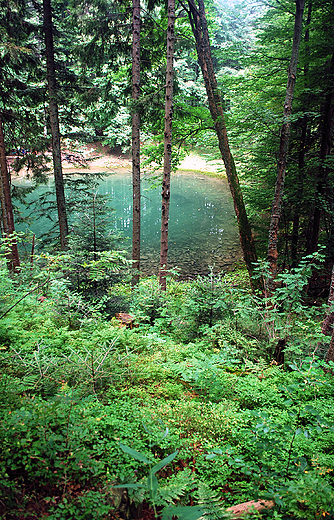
[274,497,284,507]
[151,450,178,474]
[162,506,205,520]
[119,443,152,464]
[158,427,169,442]
[113,484,147,489]
[296,457,308,472]
[147,472,158,501]
[213,448,223,454]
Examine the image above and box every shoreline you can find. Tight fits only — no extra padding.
[10,150,225,182]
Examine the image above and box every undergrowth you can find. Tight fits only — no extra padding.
[0,252,334,519]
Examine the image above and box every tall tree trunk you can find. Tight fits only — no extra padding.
[186,0,259,291]
[291,1,312,267]
[132,0,141,286]
[306,50,334,255]
[0,112,20,272]
[267,0,305,283]
[159,0,175,291]
[43,0,68,251]
[291,113,307,266]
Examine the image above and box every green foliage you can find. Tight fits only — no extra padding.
[1,255,334,518]
[251,252,329,360]
[47,491,112,520]
[2,1,334,518]
[131,276,167,325]
[117,431,179,516]
[275,472,334,519]
[117,429,230,520]
[206,359,334,515]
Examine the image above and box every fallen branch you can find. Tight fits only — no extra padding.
[226,499,275,518]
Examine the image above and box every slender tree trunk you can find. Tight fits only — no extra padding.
[326,332,334,363]
[187,0,259,291]
[0,112,20,272]
[159,0,175,291]
[43,0,68,250]
[322,263,334,336]
[291,1,312,267]
[306,50,334,255]
[93,192,97,261]
[291,114,307,266]
[267,0,305,282]
[132,0,141,286]
[322,263,334,362]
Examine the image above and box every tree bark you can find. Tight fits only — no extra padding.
[226,499,274,518]
[132,0,141,286]
[43,0,68,251]
[159,0,175,291]
[322,263,334,362]
[291,1,312,267]
[0,112,20,272]
[267,0,305,282]
[326,329,334,363]
[306,50,334,255]
[186,0,259,291]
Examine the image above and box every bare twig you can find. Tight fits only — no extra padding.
[0,277,49,319]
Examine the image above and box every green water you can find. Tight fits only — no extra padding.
[16,170,242,278]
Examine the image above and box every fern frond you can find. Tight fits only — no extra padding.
[156,469,193,506]
[195,482,231,520]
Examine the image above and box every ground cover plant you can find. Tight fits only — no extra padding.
[1,250,334,519]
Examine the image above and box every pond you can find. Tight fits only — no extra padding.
[15,170,242,278]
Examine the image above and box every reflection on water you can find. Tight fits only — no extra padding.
[16,171,242,278]
[99,171,242,277]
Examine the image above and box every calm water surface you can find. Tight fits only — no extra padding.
[100,171,242,277]
[16,170,242,278]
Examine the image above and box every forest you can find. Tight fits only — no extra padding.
[1,0,334,518]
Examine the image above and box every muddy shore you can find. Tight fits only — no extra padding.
[9,143,223,180]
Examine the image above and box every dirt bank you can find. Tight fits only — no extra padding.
[10,143,223,180]
[61,149,223,175]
